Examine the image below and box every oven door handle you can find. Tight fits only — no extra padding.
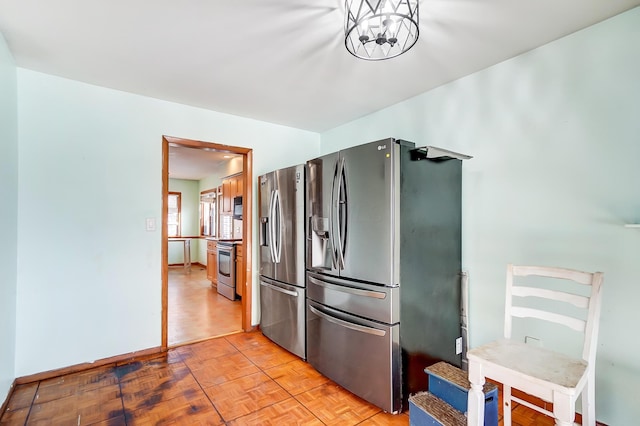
[308,305,386,337]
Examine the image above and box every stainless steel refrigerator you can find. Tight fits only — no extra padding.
[306,138,470,413]
[258,164,306,359]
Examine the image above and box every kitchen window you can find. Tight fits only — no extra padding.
[168,192,181,237]
[200,189,217,237]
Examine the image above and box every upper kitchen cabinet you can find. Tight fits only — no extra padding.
[222,178,232,214]
[233,174,244,199]
[221,173,244,215]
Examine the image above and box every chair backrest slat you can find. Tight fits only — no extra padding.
[511,306,586,332]
[511,286,589,309]
[504,264,604,363]
[512,265,594,285]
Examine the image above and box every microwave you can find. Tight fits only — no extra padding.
[233,196,243,219]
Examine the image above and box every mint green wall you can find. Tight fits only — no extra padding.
[14,69,320,378]
[198,173,220,195]
[168,178,200,264]
[321,8,640,424]
[0,32,18,405]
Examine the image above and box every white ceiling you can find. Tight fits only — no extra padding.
[1,0,639,134]
[168,145,240,181]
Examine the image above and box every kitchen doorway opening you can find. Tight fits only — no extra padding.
[161,135,253,349]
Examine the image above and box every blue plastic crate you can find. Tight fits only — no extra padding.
[425,362,498,426]
[409,392,465,426]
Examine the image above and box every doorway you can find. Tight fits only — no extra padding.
[161,135,253,350]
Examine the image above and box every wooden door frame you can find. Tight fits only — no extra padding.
[161,135,253,350]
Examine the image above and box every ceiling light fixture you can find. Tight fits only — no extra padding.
[345,0,419,60]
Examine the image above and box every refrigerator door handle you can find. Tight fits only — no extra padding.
[330,161,340,269]
[274,189,283,264]
[260,280,299,297]
[308,304,386,337]
[268,189,277,263]
[335,157,347,270]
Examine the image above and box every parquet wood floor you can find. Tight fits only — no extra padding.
[168,265,242,346]
[1,331,564,425]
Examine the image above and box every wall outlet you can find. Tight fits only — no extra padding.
[455,337,463,355]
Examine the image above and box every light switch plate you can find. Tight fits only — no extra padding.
[146,217,156,231]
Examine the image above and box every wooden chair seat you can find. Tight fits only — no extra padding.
[468,339,588,397]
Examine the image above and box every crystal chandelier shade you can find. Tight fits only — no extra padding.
[344,0,419,60]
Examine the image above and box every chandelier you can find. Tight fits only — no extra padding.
[344,0,419,60]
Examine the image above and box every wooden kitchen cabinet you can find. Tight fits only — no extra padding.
[235,244,244,298]
[206,240,217,285]
[233,174,244,198]
[221,178,232,214]
[220,173,244,215]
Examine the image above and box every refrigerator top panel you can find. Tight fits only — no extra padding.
[258,164,306,287]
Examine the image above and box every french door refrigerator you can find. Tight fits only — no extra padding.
[258,164,306,359]
[306,138,470,413]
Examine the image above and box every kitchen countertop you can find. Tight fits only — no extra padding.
[205,237,242,243]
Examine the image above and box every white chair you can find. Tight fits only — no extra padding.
[466,264,604,426]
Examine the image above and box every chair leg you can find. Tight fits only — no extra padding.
[581,374,596,426]
[553,391,575,426]
[503,384,512,426]
[467,361,485,426]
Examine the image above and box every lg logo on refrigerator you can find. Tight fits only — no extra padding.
[377,145,387,151]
